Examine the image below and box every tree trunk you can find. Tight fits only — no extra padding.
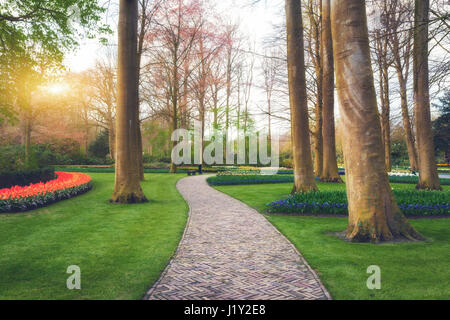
[285,0,317,193]
[330,0,424,242]
[108,120,116,160]
[136,119,144,180]
[136,2,146,181]
[225,48,232,131]
[313,110,323,177]
[24,116,32,168]
[111,0,147,204]
[310,0,323,178]
[398,75,419,171]
[84,124,89,157]
[169,46,180,173]
[380,62,391,172]
[320,0,342,183]
[413,0,441,190]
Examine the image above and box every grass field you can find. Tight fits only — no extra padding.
[0,173,187,300]
[215,182,450,300]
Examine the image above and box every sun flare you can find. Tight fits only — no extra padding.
[44,82,69,95]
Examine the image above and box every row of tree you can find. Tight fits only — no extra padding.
[283,0,444,242]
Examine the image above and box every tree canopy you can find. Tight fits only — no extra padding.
[433,90,450,160]
[0,0,110,123]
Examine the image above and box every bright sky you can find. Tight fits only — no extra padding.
[64,0,281,73]
[63,0,446,132]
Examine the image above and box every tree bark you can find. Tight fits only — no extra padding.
[313,120,323,177]
[111,0,147,203]
[398,75,419,171]
[330,0,424,242]
[285,0,317,193]
[320,0,342,183]
[380,61,391,172]
[24,115,32,167]
[136,0,147,181]
[169,49,179,174]
[108,119,115,160]
[413,0,441,190]
[309,0,323,178]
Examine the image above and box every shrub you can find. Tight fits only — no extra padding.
[208,173,450,186]
[88,130,110,159]
[0,167,55,189]
[0,145,26,171]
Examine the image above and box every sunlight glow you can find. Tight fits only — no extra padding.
[43,82,69,95]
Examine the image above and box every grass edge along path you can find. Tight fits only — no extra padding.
[0,173,188,300]
[214,182,450,300]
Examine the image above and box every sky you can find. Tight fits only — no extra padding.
[63,0,287,133]
[64,0,282,73]
[63,0,447,133]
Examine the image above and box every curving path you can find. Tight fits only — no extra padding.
[144,175,331,300]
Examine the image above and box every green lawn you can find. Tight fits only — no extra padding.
[0,173,188,300]
[215,182,450,300]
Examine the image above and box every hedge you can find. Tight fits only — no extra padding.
[207,174,450,186]
[0,167,55,189]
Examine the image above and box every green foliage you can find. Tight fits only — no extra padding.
[0,0,109,57]
[0,143,113,170]
[207,174,450,186]
[0,167,55,189]
[0,145,25,171]
[88,130,110,159]
[52,166,187,174]
[143,121,171,161]
[433,90,450,160]
[0,0,110,123]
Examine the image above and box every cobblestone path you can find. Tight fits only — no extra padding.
[144,175,331,300]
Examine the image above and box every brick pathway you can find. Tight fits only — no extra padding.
[144,175,331,300]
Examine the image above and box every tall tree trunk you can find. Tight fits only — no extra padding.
[24,116,31,167]
[398,75,419,171]
[310,0,323,178]
[169,66,179,174]
[320,0,342,183]
[136,1,146,181]
[413,0,441,190]
[380,62,391,172]
[225,49,232,131]
[330,0,423,242]
[285,0,317,193]
[375,29,391,172]
[313,107,323,177]
[111,0,147,203]
[84,121,89,157]
[136,120,144,179]
[108,119,116,160]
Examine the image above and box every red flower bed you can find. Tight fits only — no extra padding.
[0,172,92,213]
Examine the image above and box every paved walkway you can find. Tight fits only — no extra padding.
[144,175,331,300]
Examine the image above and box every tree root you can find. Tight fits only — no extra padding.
[110,190,148,204]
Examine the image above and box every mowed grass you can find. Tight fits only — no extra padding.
[0,173,188,300]
[215,182,450,300]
